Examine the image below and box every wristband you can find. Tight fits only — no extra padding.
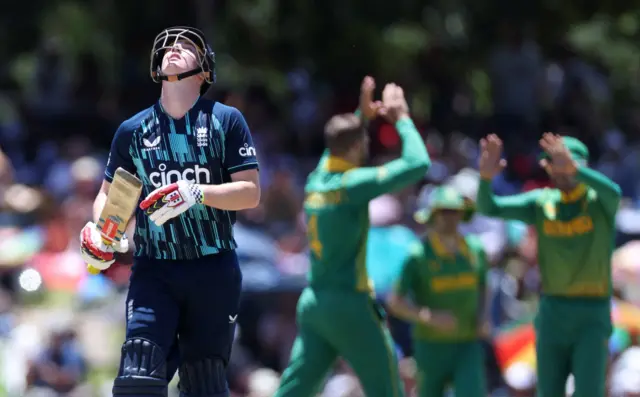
[190,184,204,204]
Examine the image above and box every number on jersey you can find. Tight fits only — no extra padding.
[307,214,323,258]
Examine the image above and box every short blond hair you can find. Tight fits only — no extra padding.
[324,113,365,156]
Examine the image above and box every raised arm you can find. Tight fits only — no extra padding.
[343,117,430,203]
[575,166,621,217]
[476,180,541,224]
[343,83,430,204]
[539,132,621,217]
[476,134,540,224]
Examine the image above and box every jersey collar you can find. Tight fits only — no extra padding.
[427,232,470,261]
[156,95,201,120]
[324,156,357,173]
[560,184,587,203]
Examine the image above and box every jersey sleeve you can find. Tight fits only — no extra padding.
[576,166,622,218]
[341,118,430,204]
[105,123,136,183]
[224,108,259,174]
[476,179,541,224]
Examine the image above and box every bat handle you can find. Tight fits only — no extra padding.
[86,237,115,275]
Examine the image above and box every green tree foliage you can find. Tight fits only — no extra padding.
[4,0,640,112]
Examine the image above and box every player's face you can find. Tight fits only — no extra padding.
[545,158,582,191]
[546,164,578,191]
[433,209,462,233]
[550,174,576,191]
[161,40,200,76]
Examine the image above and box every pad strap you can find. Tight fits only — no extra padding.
[113,338,168,397]
[179,358,228,396]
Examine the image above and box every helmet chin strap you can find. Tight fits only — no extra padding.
[156,67,206,82]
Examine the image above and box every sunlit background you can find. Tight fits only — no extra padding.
[1,0,640,396]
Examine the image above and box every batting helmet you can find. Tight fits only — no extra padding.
[150,26,216,84]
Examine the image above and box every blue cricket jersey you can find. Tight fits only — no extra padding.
[104,99,259,260]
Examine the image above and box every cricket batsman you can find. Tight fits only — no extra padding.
[386,185,488,397]
[476,133,621,397]
[79,26,260,397]
[274,77,431,397]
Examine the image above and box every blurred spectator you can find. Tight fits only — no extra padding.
[29,37,73,116]
[25,324,87,396]
[262,168,302,236]
[60,156,103,239]
[0,147,14,188]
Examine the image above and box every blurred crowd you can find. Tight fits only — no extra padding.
[0,21,640,397]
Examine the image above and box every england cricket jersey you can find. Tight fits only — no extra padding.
[105,99,259,260]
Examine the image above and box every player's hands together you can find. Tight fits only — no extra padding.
[80,221,129,270]
[380,83,410,124]
[140,180,204,226]
[418,308,458,331]
[539,132,577,176]
[359,76,384,120]
[479,134,507,180]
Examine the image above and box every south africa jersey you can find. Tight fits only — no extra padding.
[105,99,259,260]
[476,167,620,297]
[303,117,430,292]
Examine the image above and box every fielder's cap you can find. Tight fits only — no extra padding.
[539,136,589,162]
[414,185,475,224]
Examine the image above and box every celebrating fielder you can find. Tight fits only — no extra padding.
[79,26,259,397]
[274,77,431,397]
[476,133,621,397]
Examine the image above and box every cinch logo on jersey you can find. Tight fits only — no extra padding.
[239,143,256,157]
[149,163,212,188]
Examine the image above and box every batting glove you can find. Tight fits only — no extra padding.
[140,180,204,226]
[80,222,129,270]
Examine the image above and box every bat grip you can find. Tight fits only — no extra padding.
[86,237,115,275]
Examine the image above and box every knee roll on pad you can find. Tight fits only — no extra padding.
[113,337,169,396]
[179,357,228,396]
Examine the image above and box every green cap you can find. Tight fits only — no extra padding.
[539,136,589,162]
[414,185,475,224]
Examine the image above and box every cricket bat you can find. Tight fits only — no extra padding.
[87,167,143,275]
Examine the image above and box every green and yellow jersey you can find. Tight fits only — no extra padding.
[395,233,488,341]
[476,166,621,297]
[304,117,430,293]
